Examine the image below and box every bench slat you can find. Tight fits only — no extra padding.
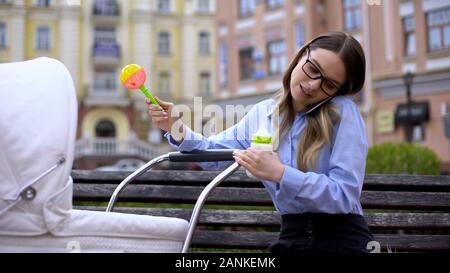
[75,206,450,229]
[71,170,450,252]
[74,184,450,209]
[191,231,450,251]
[73,184,272,205]
[361,191,450,209]
[364,212,450,228]
[373,234,450,252]
[71,170,450,190]
[364,174,450,189]
[193,230,277,249]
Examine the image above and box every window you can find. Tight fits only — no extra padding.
[158,72,171,98]
[198,0,210,13]
[94,27,116,43]
[403,16,416,56]
[95,119,116,153]
[94,68,116,93]
[158,32,170,55]
[219,43,228,87]
[93,0,119,16]
[36,0,50,7]
[158,0,171,13]
[267,40,286,75]
[266,0,283,10]
[295,22,305,50]
[199,32,210,55]
[95,119,116,138]
[0,22,6,48]
[427,7,450,51]
[239,47,254,80]
[36,25,50,50]
[343,0,361,32]
[199,72,211,96]
[93,27,119,57]
[239,0,255,17]
[412,123,425,142]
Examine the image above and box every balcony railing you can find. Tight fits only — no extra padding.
[35,0,50,8]
[93,42,121,65]
[75,137,166,161]
[94,42,120,57]
[84,84,129,106]
[0,0,13,5]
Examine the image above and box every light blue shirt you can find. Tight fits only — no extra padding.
[165,96,368,215]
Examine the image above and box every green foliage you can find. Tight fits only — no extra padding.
[366,142,441,175]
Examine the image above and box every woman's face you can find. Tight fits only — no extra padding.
[289,47,346,112]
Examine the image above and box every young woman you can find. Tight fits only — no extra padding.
[148,31,373,253]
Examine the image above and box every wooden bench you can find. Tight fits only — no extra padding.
[72,170,450,253]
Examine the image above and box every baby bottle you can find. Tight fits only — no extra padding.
[246,127,273,179]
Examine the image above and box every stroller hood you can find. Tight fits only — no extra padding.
[0,57,77,235]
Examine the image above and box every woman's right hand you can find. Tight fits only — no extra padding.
[147,96,177,133]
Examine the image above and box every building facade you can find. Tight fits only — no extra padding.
[215,0,371,138]
[215,0,450,172]
[370,0,450,172]
[0,0,217,169]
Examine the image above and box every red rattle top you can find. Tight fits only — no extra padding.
[120,64,147,89]
[120,64,160,106]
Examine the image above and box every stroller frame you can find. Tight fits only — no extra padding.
[106,149,241,253]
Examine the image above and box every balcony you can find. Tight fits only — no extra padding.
[34,0,50,8]
[92,42,120,66]
[75,137,166,161]
[93,0,120,25]
[84,85,129,107]
[0,0,13,5]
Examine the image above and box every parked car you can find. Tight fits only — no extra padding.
[96,159,146,172]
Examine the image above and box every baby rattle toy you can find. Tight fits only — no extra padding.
[120,64,160,107]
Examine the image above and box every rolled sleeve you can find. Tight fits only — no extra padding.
[165,126,207,152]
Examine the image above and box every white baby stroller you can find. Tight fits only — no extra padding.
[0,57,240,253]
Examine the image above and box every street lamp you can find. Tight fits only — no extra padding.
[403,71,414,142]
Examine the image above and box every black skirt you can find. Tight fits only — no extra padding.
[270,213,374,254]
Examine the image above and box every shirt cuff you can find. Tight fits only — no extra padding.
[164,126,205,151]
[278,165,306,199]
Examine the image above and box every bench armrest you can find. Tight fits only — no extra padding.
[168,149,236,162]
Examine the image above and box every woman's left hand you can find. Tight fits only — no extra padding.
[233,148,285,183]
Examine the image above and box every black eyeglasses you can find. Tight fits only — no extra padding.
[301,47,342,97]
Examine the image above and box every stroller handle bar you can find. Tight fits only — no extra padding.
[106,149,236,212]
[105,149,241,252]
[168,149,235,162]
[181,161,240,253]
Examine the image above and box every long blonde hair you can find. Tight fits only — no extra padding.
[273,32,366,172]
